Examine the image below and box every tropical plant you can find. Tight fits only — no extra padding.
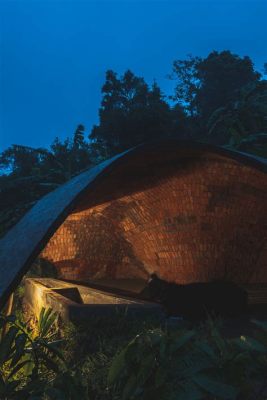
[108,318,267,400]
[0,308,88,400]
[233,133,267,158]
[206,81,267,146]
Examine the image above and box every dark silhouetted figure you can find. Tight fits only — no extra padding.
[141,274,248,320]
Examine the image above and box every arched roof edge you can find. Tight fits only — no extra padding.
[0,140,266,307]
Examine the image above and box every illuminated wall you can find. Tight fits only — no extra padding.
[41,150,267,285]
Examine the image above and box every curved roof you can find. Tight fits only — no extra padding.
[0,140,266,307]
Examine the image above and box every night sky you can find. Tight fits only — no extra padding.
[0,0,266,151]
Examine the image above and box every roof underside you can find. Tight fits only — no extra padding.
[0,140,266,307]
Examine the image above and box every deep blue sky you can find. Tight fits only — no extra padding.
[0,0,266,151]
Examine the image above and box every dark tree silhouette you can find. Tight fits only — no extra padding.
[171,51,261,122]
[73,124,86,148]
[90,70,172,155]
[206,81,267,145]
[171,51,261,144]
[170,54,201,116]
[196,51,261,119]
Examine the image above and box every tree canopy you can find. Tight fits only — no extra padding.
[171,51,261,119]
[90,70,172,155]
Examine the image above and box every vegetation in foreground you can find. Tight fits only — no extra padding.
[0,307,267,400]
[0,308,87,399]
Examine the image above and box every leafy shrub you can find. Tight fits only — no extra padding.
[0,308,88,400]
[108,318,267,400]
[2,306,267,400]
[62,312,162,400]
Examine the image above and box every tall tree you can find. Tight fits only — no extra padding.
[171,51,261,121]
[90,70,172,155]
[196,51,261,119]
[170,54,201,116]
[0,145,41,176]
[73,124,86,149]
[50,125,92,180]
[207,80,267,146]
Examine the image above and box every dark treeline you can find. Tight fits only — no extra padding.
[1,50,267,235]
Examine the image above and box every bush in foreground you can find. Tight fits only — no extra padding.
[108,317,267,400]
[0,308,87,400]
[1,310,267,399]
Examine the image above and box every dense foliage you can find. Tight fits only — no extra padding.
[0,308,87,399]
[1,310,267,400]
[90,70,173,155]
[108,317,267,400]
